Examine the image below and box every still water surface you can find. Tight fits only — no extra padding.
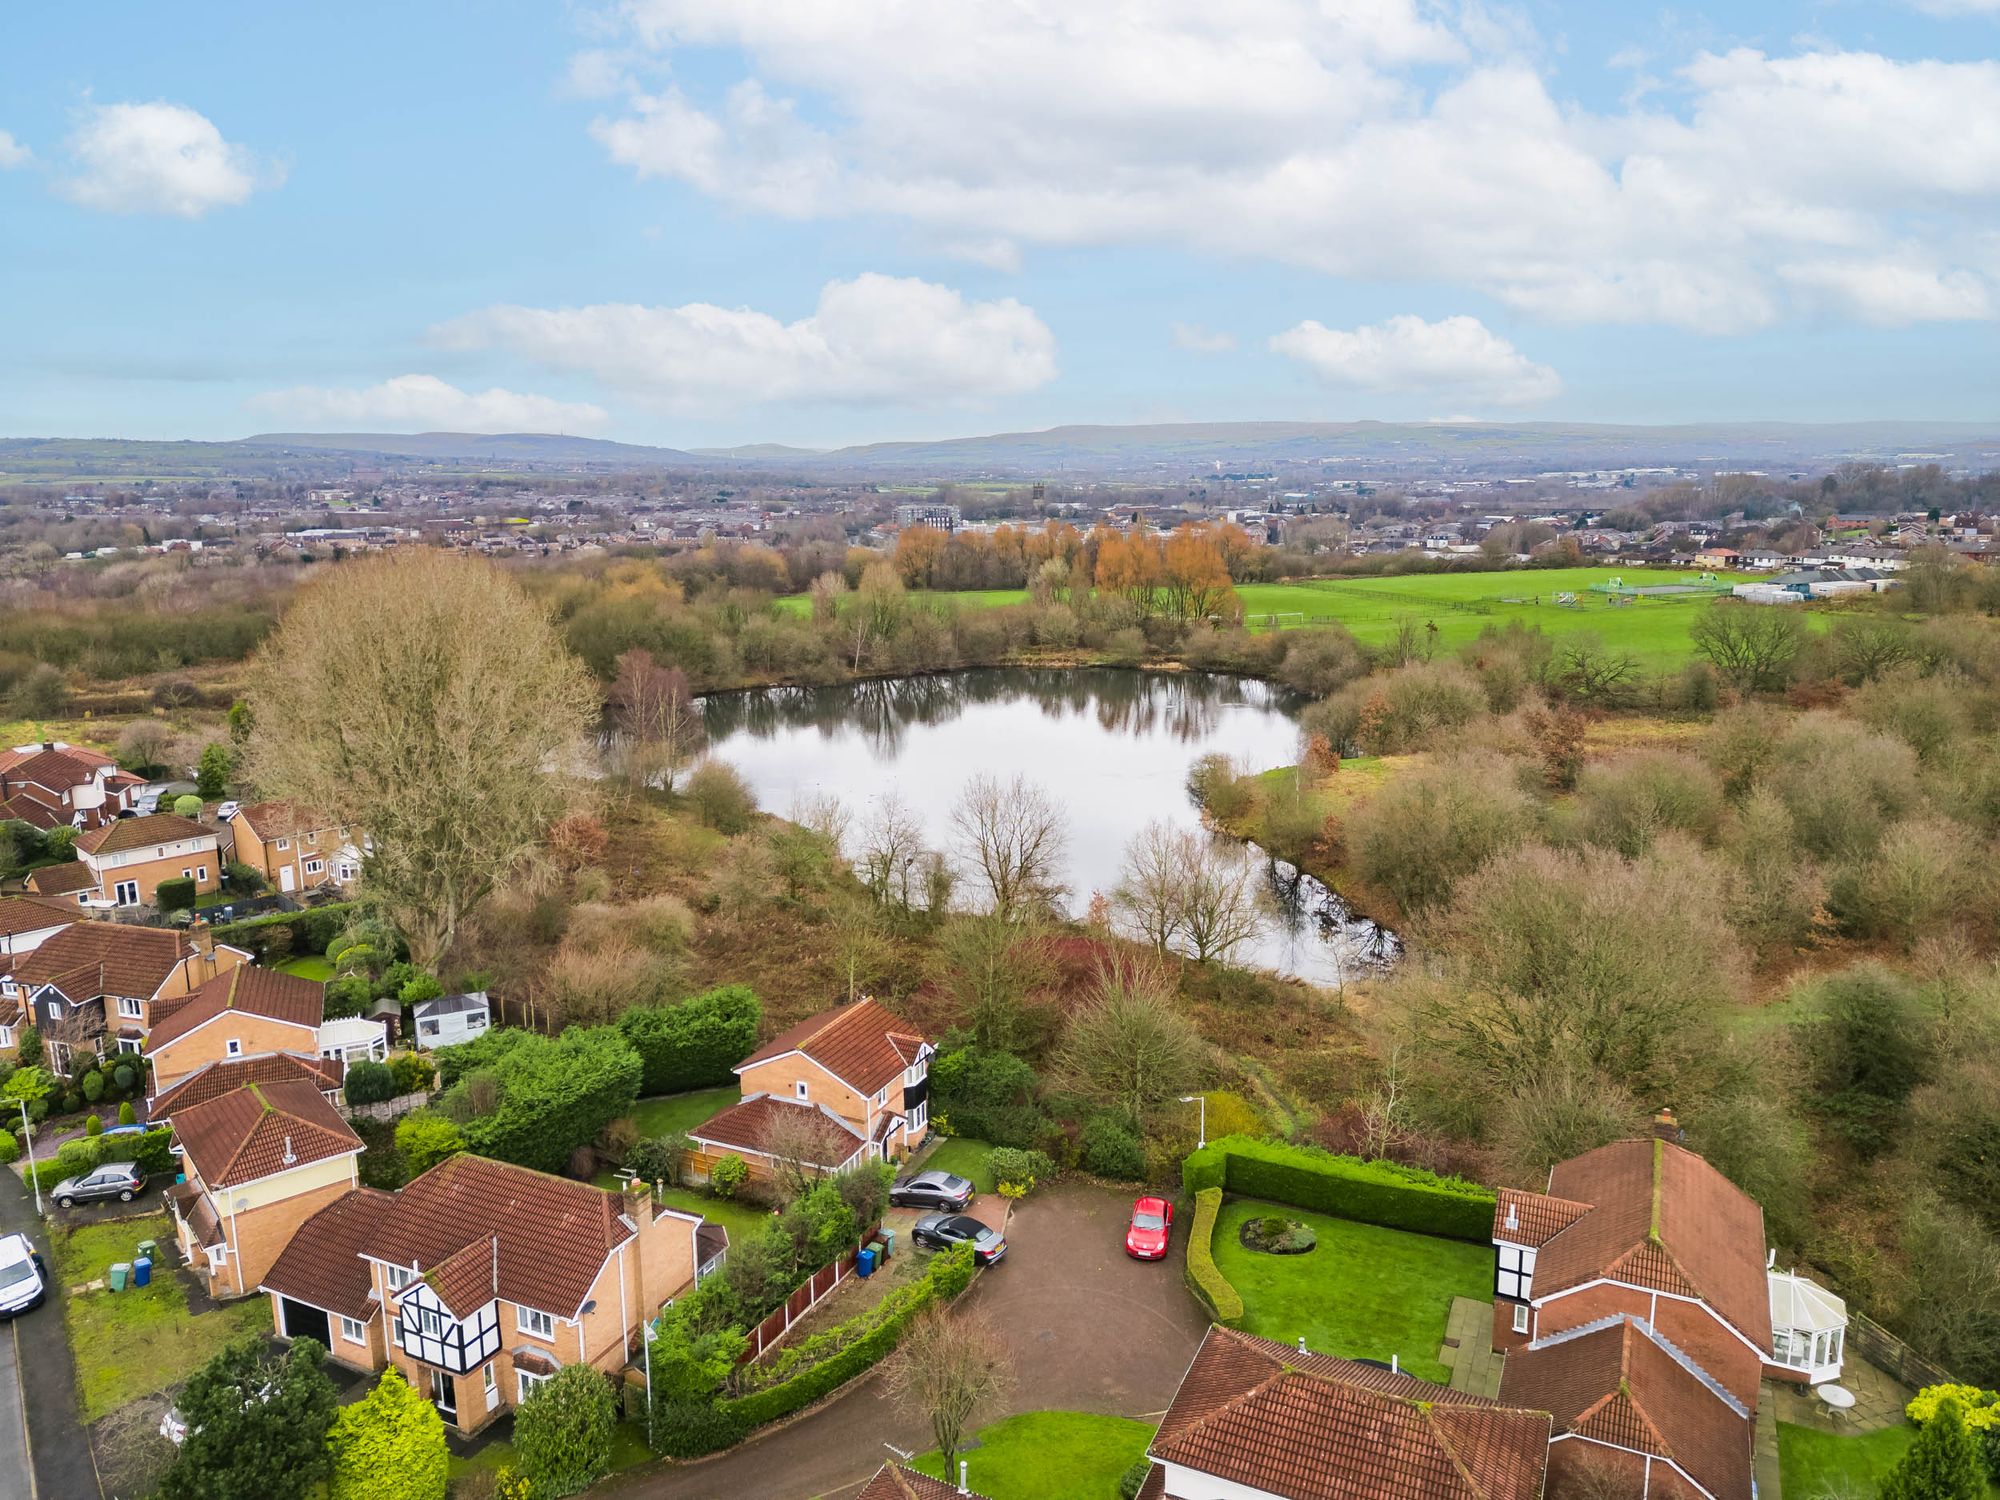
[699,668,1395,986]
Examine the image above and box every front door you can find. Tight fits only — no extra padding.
[433,1371,457,1422]
[279,865,296,892]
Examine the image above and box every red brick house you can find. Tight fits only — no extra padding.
[0,741,145,831]
[1134,1325,1552,1500]
[685,998,932,1185]
[4,921,250,1069]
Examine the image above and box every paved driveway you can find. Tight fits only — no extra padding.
[610,1181,1208,1500]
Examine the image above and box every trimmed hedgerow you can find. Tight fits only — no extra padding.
[1180,1135,1495,1243]
[1184,1187,1244,1326]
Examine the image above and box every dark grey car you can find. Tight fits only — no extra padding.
[890,1170,975,1211]
[53,1161,144,1209]
[911,1212,1007,1265]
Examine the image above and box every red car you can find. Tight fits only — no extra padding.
[1125,1196,1174,1260]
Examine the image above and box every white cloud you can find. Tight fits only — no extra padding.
[434,273,1057,409]
[1780,257,1994,323]
[246,375,610,434]
[1171,322,1237,354]
[582,5,2000,331]
[1269,314,1561,406]
[59,102,278,218]
[0,131,30,169]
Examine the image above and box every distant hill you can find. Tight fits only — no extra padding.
[685,443,830,459]
[243,431,700,465]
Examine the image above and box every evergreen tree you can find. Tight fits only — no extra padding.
[327,1367,447,1500]
[1881,1397,1986,1500]
[158,1337,337,1500]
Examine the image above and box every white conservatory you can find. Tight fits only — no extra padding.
[1768,1265,1848,1384]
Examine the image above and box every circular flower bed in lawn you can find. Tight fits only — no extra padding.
[1237,1214,1317,1255]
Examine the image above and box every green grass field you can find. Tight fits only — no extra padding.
[275,954,335,980]
[768,566,1767,669]
[1777,1421,2000,1499]
[914,1135,999,1194]
[912,1411,1157,1500]
[1212,1199,1492,1383]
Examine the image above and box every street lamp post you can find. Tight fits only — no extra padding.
[18,1099,41,1217]
[1180,1094,1206,1150]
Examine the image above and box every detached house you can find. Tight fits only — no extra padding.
[147,965,385,1092]
[262,1154,723,1433]
[164,1077,366,1299]
[5,922,249,1070]
[686,998,932,1185]
[0,897,81,1056]
[0,741,145,831]
[148,1050,346,1117]
[1133,1325,1552,1500]
[229,802,363,895]
[75,813,220,907]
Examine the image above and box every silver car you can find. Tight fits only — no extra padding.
[53,1161,145,1209]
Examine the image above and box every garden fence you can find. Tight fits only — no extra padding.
[1849,1310,1957,1391]
[739,1221,882,1364]
[344,1089,430,1123]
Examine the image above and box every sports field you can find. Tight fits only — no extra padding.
[772,566,1762,668]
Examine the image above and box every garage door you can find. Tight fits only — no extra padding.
[279,1298,330,1348]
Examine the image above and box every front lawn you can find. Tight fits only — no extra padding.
[1211,1198,1491,1384]
[912,1411,1155,1500]
[917,1135,998,1194]
[1778,1421,2000,1500]
[52,1214,270,1420]
[275,954,334,980]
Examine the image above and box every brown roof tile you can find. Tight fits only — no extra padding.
[146,965,324,1051]
[0,746,112,793]
[688,1094,867,1169]
[1501,1315,1753,1500]
[740,997,928,1096]
[76,812,213,857]
[24,862,93,897]
[12,922,192,999]
[367,1154,635,1321]
[1534,1139,1772,1352]
[172,1078,362,1188]
[1151,1327,1552,1500]
[425,1235,500,1319]
[1493,1188,1593,1248]
[0,796,62,831]
[260,1187,397,1320]
[856,1465,992,1500]
[511,1346,560,1375]
[0,897,76,941]
[149,1051,344,1117]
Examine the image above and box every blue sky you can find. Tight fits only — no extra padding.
[2,1,1998,448]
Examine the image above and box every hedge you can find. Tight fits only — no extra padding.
[210,902,357,961]
[1183,1186,1244,1325]
[658,1243,978,1458]
[1180,1135,1496,1243]
[616,986,760,1097]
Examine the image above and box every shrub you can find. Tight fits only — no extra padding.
[112,1062,136,1093]
[387,1052,435,1095]
[1908,1386,2000,1432]
[84,1113,102,1137]
[1119,1459,1153,1500]
[1240,1214,1317,1254]
[617,985,762,1096]
[1079,1115,1145,1180]
[1573,751,1724,857]
[1183,1187,1243,1324]
[1186,753,1252,822]
[512,1364,616,1499]
[1347,753,1534,916]
[210,901,359,963]
[399,972,443,1007]
[984,1147,1055,1196]
[172,794,204,819]
[625,1134,689,1188]
[685,760,758,834]
[326,1366,447,1500]
[155,877,198,914]
[1180,1135,1496,1241]
[1340,660,1488,755]
[344,1060,397,1107]
[928,1046,1044,1148]
[0,1130,17,1165]
[81,1070,105,1103]
[225,862,266,894]
[709,1154,749,1199]
[394,1112,465,1178]
[117,1100,136,1126]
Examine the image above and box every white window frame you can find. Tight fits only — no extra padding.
[483,1362,498,1410]
[793,1080,809,1101]
[340,1315,367,1345]
[384,1264,415,1293]
[517,1369,551,1403]
[224,1038,242,1058]
[196,865,207,881]
[1512,1303,1530,1335]
[117,1038,142,1055]
[303,858,325,876]
[206,1244,227,1268]
[117,996,143,1019]
[114,879,140,907]
[0,1026,13,1049]
[516,1306,556,1339]
[275,837,290,850]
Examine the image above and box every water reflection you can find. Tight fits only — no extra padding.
[697,668,1397,987]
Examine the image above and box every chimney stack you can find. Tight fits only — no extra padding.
[191,918,216,973]
[1652,1106,1681,1142]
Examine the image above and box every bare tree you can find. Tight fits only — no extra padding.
[607,649,705,793]
[761,1104,836,1204]
[826,896,896,1005]
[1053,960,1206,1128]
[1689,602,1808,693]
[949,773,1068,922]
[788,791,851,855]
[858,794,926,908]
[883,1307,1016,1479]
[1176,836,1263,963]
[1112,819,1186,955]
[246,550,599,968]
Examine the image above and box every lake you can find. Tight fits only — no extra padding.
[698,668,1395,986]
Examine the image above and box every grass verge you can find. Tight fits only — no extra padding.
[912,1411,1156,1500]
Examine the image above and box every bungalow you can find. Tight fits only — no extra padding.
[164,1078,366,1299]
[147,965,387,1093]
[1131,1325,1552,1500]
[261,1154,722,1431]
[0,741,146,831]
[1693,546,1741,570]
[685,998,932,1185]
[5,921,250,1070]
[76,813,220,908]
[228,802,363,895]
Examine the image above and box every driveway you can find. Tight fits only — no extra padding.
[609,1181,1207,1500]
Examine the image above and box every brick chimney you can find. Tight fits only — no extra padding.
[1652,1106,1682,1142]
[190,918,217,978]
